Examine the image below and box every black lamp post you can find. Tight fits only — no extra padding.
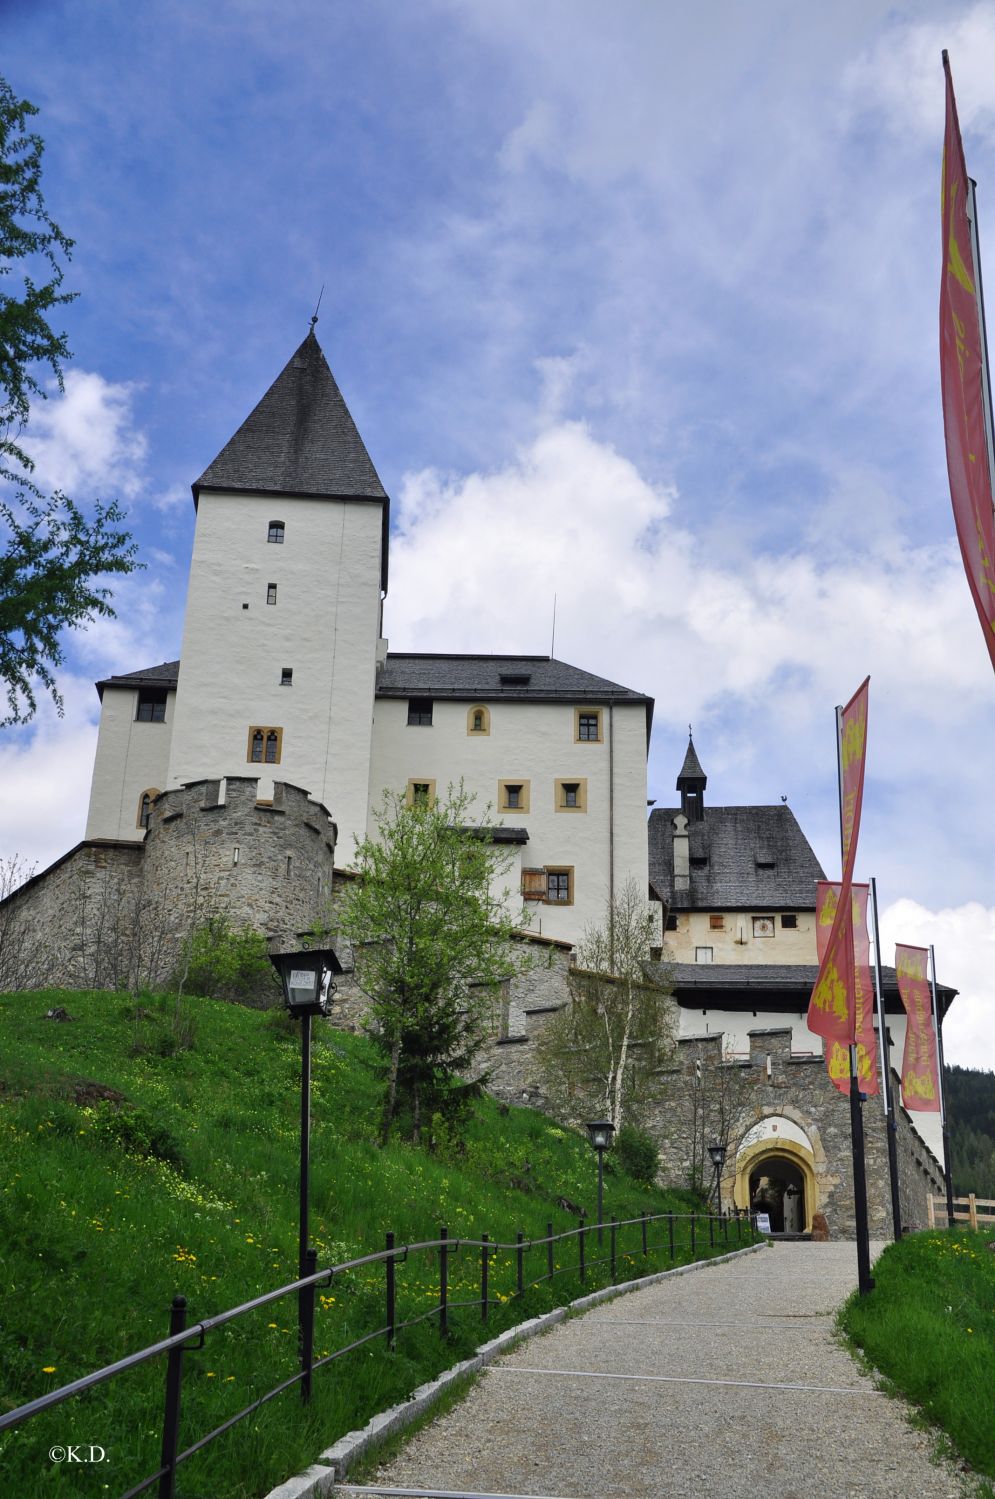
[585,1119,616,1245]
[707,1140,727,1217]
[269,948,343,1290]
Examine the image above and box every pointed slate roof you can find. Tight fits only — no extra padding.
[193,329,389,586]
[677,736,706,787]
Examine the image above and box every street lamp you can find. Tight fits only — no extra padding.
[269,947,343,1288]
[585,1119,616,1246]
[707,1140,727,1217]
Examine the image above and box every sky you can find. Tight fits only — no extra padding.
[2,0,994,1069]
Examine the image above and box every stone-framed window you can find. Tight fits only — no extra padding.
[545,866,574,904]
[498,778,530,813]
[247,726,283,764]
[467,704,490,735]
[406,778,436,808]
[575,708,602,742]
[136,788,160,829]
[555,777,587,812]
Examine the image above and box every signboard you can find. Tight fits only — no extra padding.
[755,1212,772,1235]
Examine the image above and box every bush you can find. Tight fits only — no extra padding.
[180,917,278,1006]
[80,1099,185,1167]
[616,1124,659,1185]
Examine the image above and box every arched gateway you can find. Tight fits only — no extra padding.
[732,1116,818,1235]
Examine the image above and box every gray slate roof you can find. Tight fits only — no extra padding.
[644,960,957,1011]
[95,660,180,698]
[677,738,706,784]
[648,804,826,910]
[377,654,652,715]
[194,330,386,503]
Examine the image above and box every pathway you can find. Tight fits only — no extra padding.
[336,1242,973,1499]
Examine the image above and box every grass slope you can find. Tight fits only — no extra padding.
[0,991,734,1498]
[839,1230,995,1483]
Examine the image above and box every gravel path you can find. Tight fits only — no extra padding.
[342,1242,975,1499]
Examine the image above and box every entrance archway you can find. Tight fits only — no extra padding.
[733,1134,818,1233]
[749,1155,805,1234]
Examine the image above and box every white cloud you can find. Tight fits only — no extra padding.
[879,898,995,1072]
[0,677,99,874]
[21,371,148,500]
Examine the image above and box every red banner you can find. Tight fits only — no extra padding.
[816,883,878,1096]
[940,54,995,672]
[895,944,941,1112]
[808,679,870,1065]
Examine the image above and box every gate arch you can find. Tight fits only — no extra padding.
[733,1136,818,1234]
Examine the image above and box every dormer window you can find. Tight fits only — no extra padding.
[267,520,285,544]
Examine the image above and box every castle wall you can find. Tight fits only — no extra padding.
[1,779,336,993]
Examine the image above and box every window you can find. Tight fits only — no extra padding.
[546,867,573,904]
[407,697,433,726]
[247,726,283,764]
[752,916,775,938]
[405,778,436,808]
[665,913,678,931]
[575,708,602,742]
[781,913,798,929]
[267,521,285,543]
[695,946,714,963]
[498,778,530,813]
[709,914,724,931]
[136,789,160,830]
[280,668,293,686]
[555,777,588,812]
[136,688,167,723]
[467,704,490,735]
[267,583,278,605]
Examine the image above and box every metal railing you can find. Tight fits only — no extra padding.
[0,1208,754,1498]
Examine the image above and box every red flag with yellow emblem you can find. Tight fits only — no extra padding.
[940,53,995,672]
[816,882,879,1097]
[807,679,869,1071]
[895,944,941,1112]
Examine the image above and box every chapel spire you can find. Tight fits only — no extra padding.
[677,732,707,822]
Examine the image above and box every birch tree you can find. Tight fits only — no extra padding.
[533,880,675,1130]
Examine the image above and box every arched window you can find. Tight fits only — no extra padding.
[265,730,279,764]
[250,730,264,762]
[247,725,283,765]
[136,788,160,830]
[267,520,285,544]
[467,704,490,735]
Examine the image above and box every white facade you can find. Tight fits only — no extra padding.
[368,696,650,944]
[85,685,177,842]
[666,909,818,966]
[165,490,384,865]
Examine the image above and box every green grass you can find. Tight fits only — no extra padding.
[0,990,747,1498]
[839,1229,995,1481]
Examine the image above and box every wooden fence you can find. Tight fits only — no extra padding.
[927,1192,995,1229]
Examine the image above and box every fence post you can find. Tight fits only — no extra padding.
[969,1194,978,1231]
[708,1214,714,1249]
[439,1227,449,1338]
[158,1295,187,1499]
[516,1231,525,1297]
[610,1219,617,1282]
[722,1214,728,1245]
[641,1212,648,1257]
[546,1222,554,1282]
[385,1232,396,1349]
[481,1232,489,1321]
[691,1214,696,1257]
[579,1217,586,1283]
[667,1211,675,1262]
[300,1247,317,1405]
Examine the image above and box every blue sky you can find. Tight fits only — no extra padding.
[3,0,995,1066]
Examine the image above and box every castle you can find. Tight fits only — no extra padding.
[4,328,949,1236]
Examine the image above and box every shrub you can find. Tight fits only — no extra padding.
[180,917,278,1006]
[81,1099,185,1167]
[616,1124,659,1185]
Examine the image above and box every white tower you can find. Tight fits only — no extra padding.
[163,328,389,862]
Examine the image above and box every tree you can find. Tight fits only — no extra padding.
[0,75,139,723]
[337,784,530,1146]
[533,879,675,1131]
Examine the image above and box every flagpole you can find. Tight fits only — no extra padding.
[870,878,902,1240]
[837,706,873,1294]
[928,944,956,1229]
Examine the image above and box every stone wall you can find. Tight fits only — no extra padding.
[1,778,336,992]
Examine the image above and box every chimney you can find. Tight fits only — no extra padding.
[673,811,690,896]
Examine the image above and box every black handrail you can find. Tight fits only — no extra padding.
[0,1208,752,1498]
